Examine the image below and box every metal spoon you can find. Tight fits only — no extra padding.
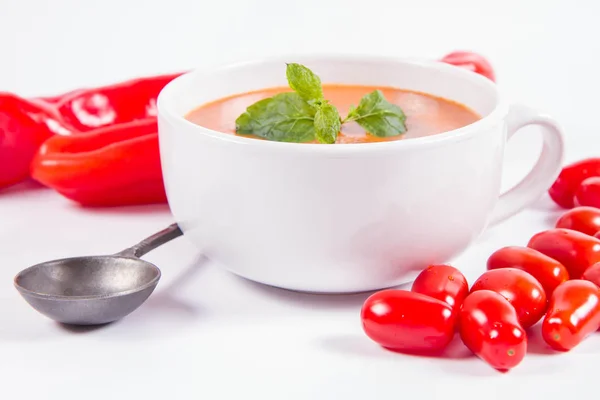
[14,224,183,326]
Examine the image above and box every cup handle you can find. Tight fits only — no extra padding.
[489,104,565,226]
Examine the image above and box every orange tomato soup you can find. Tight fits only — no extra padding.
[185,85,480,144]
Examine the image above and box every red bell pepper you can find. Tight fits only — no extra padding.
[0,94,70,188]
[0,72,182,191]
[31,118,166,207]
[49,72,181,132]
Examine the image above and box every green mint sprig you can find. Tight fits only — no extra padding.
[286,63,324,104]
[235,63,406,144]
[234,92,317,143]
[314,103,341,144]
[344,90,407,137]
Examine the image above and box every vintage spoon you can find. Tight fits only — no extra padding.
[14,224,183,326]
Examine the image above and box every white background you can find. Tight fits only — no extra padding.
[1,0,599,399]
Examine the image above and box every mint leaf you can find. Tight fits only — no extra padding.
[345,90,407,137]
[314,103,341,144]
[286,63,324,103]
[235,92,316,142]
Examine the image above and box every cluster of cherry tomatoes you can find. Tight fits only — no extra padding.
[360,158,600,372]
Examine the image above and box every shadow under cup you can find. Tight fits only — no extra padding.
[156,55,564,293]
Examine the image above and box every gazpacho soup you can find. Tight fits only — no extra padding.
[185,63,480,144]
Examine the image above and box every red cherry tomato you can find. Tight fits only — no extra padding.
[582,262,600,287]
[440,51,496,82]
[459,290,527,371]
[542,280,600,351]
[527,228,600,279]
[555,206,600,236]
[361,290,455,353]
[548,158,600,209]
[411,264,469,311]
[487,246,569,296]
[470,268,546,329]
[574,177,600,208]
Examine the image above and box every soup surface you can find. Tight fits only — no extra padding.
[185,85,481,144]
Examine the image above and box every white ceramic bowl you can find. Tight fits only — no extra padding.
[157,55,564,293]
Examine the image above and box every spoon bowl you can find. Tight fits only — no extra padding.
[15,256,161,325]
[14,224,183,326]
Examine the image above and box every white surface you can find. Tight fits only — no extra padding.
[1,0,599,398]
[157,55,563,292]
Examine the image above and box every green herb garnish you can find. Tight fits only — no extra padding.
[235,63,406,143]
[285,63,324,104]
[344,90,407,137]
[314,103,341,144]
[235,93,316,143]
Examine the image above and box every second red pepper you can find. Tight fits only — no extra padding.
[30,119,167,207]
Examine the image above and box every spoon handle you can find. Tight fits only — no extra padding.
[116,223,184,258]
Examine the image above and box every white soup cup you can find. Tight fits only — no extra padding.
[157,55,564,293]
